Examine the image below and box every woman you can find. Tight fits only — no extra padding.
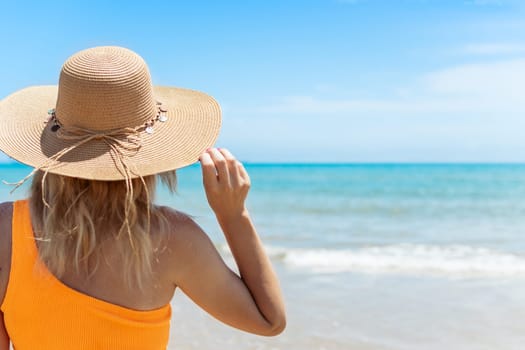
[0,46,285,349]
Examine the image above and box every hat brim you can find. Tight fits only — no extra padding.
[0,85,221,180]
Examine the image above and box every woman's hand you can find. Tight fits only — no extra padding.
[199,148,251,222]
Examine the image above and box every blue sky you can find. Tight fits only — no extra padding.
[1,0,525,162]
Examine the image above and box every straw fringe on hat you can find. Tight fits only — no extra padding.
[0,46,221,181]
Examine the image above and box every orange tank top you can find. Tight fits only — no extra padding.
[1,200,172,349]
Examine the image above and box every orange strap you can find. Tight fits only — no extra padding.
[1,200,171,349]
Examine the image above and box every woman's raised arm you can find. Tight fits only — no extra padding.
[170,148,286,336]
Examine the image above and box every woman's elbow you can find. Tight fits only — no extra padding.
[269,318,287,336]
[260,316,286,336]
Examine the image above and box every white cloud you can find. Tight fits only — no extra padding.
[463,43,525,55]
[255,58,525,115]
[422,59,525,107]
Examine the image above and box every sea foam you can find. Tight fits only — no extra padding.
[262,244,525,277]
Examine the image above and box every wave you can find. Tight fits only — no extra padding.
[226,244,525,278]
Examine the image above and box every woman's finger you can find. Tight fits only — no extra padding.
[218,148,235,161]
[218,148,241,186]
[199,152,218,189]
[208,148,230,186]
[237,161,250,184]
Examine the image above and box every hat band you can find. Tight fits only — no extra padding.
[5,102,169,197]
[48,102,168,135]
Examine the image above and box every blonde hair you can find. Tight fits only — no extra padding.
[29,170,177,289]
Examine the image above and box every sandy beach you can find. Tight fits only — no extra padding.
[168,259,525,350]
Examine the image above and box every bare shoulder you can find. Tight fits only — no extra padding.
[0,202,13,306]
[156,205,203,239]
[156,206,215,256]
[155,206,221,283]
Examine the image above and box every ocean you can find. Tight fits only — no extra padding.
[2,163,525,349]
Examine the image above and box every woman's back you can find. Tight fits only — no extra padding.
[0,201,213,311]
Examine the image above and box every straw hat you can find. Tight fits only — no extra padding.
[0,46,221,180]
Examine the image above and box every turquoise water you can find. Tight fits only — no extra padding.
[3,163,525,349]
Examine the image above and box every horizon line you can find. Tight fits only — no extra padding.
[3,160,525,167]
